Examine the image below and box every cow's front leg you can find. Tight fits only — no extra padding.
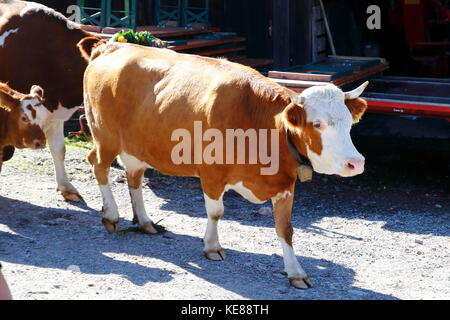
[272,187,312,289]
[44,120,81,201]
[203,193,226,261]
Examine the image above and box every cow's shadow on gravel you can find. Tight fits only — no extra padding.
[145,172,449,239]
[144,133,450,239]
[0,195,396,299]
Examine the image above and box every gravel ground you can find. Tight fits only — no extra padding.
[0,130,449,300]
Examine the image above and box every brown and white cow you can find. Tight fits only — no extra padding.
[80,41,368,289]
[0,82,46,172]
[0,0,99,200]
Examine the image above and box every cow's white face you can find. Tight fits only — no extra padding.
[284,82,368,177]
[20,86,54,129]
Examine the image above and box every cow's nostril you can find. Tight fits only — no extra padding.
[344,159,365,174]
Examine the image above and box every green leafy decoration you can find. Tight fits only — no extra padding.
[114,30,169,48]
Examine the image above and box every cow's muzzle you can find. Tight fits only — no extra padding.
[26,139,46,150]
[341,158,365,176]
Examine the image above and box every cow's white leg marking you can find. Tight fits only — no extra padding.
[0,28,19,47]
[128,186,157,234]
[119,152,157,234]
[272,190,312,289]
[279,238,307,279]
[44,120,81,201]
[203,193,226,261]
[99,184,120,233]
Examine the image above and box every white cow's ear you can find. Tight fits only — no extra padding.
[344,81,369,100]
[30,85,44,99]
[286,88,305,106]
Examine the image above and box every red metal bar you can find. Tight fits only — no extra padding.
[366,99,450,120]
[68,107,90,138]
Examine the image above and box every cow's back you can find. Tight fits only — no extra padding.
[85,43,288,178]
[0,0,90,111]
[0,0,26,19]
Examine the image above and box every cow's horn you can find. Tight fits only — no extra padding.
[344,81,369,100]
[287,89,305,106]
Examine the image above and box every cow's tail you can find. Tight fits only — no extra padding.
[77,36,106,62]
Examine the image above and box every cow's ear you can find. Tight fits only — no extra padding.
[0,90,15,112]
[77,36,102,62]
[345,98,367,124]
[30,85,44,99]
[283,103,306,128]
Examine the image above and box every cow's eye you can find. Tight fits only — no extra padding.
[313,121,322,129]
[21,116,29,123]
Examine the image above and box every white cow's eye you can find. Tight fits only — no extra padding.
[313,121,322,129]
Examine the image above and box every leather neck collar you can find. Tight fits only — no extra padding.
[284,127,311,167]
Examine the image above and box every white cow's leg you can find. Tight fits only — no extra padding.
[203,193,226,261]
[272,188,313,289]
[99,184,120,232]
[88,146,120,233]
[125,167,157,235]
[44,120,81,201]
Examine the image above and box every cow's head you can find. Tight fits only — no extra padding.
[0,84,46,150]
[282,82,368,177]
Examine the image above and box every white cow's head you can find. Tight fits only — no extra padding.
[283,82,368,177]
[19,86,53,129]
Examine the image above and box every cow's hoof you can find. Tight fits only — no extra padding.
[289,276,313,289]
[61,190,83,202]
[139,223,158,234]
[102,218,119,233]
[204,249,226,261]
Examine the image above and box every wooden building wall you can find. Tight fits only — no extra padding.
[211,0,313,69]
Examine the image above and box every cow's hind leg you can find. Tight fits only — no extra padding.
[88,145,120,233]
[45,120,82,201]
[202,193,226,261]
[119,153,157,234]
[272,187,313,289]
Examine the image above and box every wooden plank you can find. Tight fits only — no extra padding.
[332,62,389,87]
[99,25,220,38]
[80,25,102,33]
[136,26,220,38]
[196,46,246,57]
[291,65,352,78]
[102,27,131,34]
[88,31,113,39]
[170,37,246,51]
[268,70,332,82]
[235,58,274,68]
[226,55,247,62]
[269,78,329,89]
[270,61,390,93]
[329,55,387,63]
